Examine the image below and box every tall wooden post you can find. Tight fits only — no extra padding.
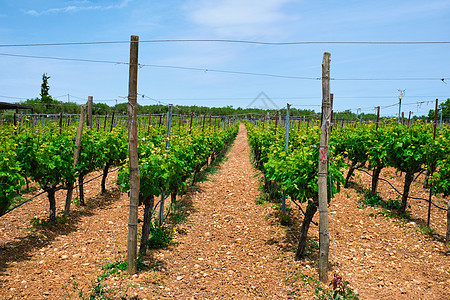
[447,200,450,243]
[87,96,93,128]
[376,106,380,130]
[282,104,291,214]
[189,112,194,134]
[158,105,173,226]
[318,52,331,283]
[127,35,140,274]
[330,94,334,132]
[110,111,115,132]
[274,111,279,134]
[65,105,86,215]
[427,99,439,227]
[59,112,63,134]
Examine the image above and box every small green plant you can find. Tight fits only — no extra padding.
[359,191,402,211]
[309,240,320,250]
[148,222,172,249]
[99,259,128,280]
[363,193,384,207]
[278,212,292,226]
[30,213,67,228]
[62,280,112,300]
[256,193,269,205]
[384,199,401,210]
[62,257,144,299]
[73,196,83,207]
[419,225,435,236]
[295,273,360,300]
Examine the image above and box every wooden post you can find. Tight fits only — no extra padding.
[65,105,86,215]
[318,52,331,283]
[408,111,412,128]
[189,112,194,134]
[284,105,291,153]
[376,106,380,130]
[127,35,140,275]
[282,104,291,214]
[433,99,438,140]
[274,111,279,135]
[447,200,450,243]
[110,111,115,132]
[165,105,173,152]
[87,96,93,128]
[202,115,206,132]
[427,99,439,227]
[330,94,334,132]
[158,105,173,227]
[59,112,63,134]
[401,112,405,125]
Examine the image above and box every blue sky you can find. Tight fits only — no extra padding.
[0,0,449,116]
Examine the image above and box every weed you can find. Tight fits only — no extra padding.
[309,240,320,250]
[30,213,67,228]
[419,225,435,236]
[256,193,269,205]
[384,199,402,210]
[278,212,293,226]
[148,222,172,249]
[292,273,360,300]
[358,191,402,212]
[73,197,83,207]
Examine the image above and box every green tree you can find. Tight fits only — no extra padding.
[428,98,450,120]
[40,73,53,106]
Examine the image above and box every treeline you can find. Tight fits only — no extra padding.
[6,97,449,121]
[15,98,321,117]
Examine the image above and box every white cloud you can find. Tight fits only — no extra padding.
[25,0,131,16]
[186,0,296,38]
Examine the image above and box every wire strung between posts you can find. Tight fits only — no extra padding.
[1,39,450,48]
[2,52,446,82]
[0,53,127,65]
[357,168,447,211]
[0,190,46,217]
[0,167,120,218]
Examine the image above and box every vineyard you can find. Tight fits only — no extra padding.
[0,112,238,219]
[1,106,449,298]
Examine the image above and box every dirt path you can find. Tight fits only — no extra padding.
[148,124,305,299]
